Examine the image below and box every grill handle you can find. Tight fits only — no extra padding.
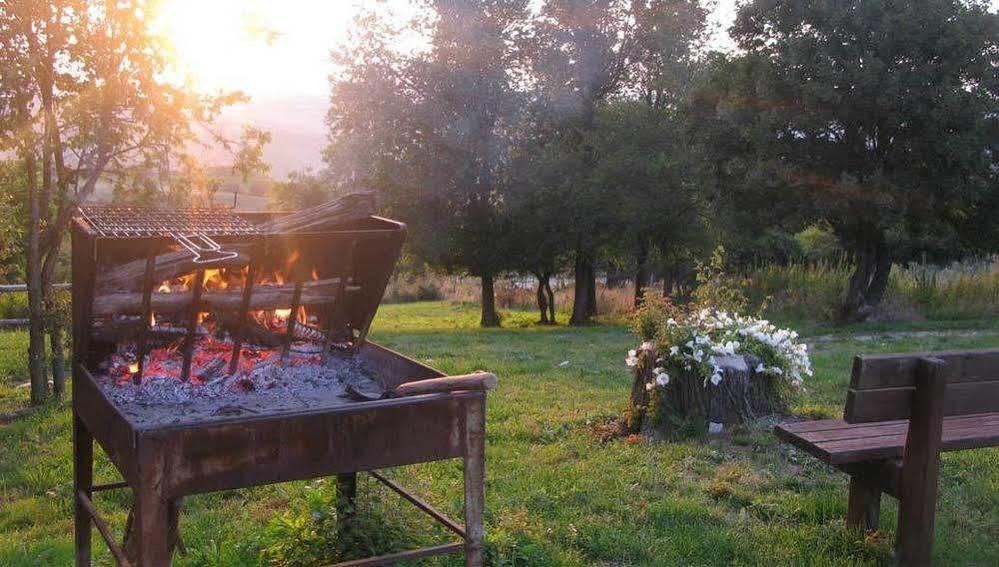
[392,372,497,397]
[171,233,239,265]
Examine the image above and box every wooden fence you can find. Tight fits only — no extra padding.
[0,283,71,329]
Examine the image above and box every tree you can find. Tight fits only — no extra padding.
[326,1,528,327]
[271,169,333,209]
[705,0,999,321]
[521,0,639,325]
[590,100,710,307]
[0,0,267,404]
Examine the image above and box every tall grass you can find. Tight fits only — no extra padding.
[383,257,999,326]
[383,273,636,321]
[748,257,999,322]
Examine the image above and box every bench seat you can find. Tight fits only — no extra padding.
[775,412,999,465]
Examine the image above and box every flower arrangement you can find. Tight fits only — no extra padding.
[626,307,812,395]
[623,250,812,435]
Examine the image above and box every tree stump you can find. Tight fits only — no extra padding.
[628,348,787,436]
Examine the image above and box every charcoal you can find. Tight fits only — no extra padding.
[97,338,381,428]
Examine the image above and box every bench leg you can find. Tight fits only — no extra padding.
[847,466,882,531]
[896,358,946,566]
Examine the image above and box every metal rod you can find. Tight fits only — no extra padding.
[0,283,70,293]
[92,481,128,492]
[134,250,157,385]
[229,260,258,375]
[77,490,133,567]
[322,242,357,363]
[281,276,305,363]
[368,470,466,538]
[180,268,205,382]
[323,542,464,567]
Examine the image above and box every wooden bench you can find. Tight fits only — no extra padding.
[775,349,999,565]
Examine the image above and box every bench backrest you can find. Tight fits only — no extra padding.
[844,348,999,423]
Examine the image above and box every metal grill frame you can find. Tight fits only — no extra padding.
[77,205,261,238]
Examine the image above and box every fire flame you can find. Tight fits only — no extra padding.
[128,362,140,374]
[146,251,318,333]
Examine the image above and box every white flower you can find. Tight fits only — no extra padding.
[669,346,679,356]
[625,350,639,367]
[655,371,670,387]
[645,382,654,391]
[693,350,704,362]
[756,363,765,373]
[710,372,723,385]
[641,341,657,352]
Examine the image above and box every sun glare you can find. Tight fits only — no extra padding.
[151,0,357,97]
[150,0,431,99]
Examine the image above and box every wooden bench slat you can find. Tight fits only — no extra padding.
[775,413,999,465]
[779,412,999,436]
[850,349,999,390]
[845,380,999,422]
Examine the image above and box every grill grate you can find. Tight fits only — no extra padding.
[78,205,261,238]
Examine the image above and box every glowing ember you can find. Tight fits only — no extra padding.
[128,362,140,374]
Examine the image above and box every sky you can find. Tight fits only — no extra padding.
[155,0,743,101]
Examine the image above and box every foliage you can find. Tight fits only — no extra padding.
[695,0,999,320]
[795,224,843,264]
[270,169,333,210]
[691,246,749,314]
[0,161,25,282]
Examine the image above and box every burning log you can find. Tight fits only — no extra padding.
[91,278,357,317]
[97,246,252,293]
[218,312,329,348]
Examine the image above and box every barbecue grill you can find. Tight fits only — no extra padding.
[71,204,493,566]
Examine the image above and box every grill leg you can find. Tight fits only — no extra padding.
[336,473,358,536]
[463,396,486,567]
[74,414,93,567]
[134,466,171,566]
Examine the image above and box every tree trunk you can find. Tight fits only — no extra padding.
[544,277,556,324]
[634,238,649,308]
[586,261,597,317]
[42,245,66,399]
[24,149,48,405]
[662,267,674,298]
[534,272,549,324]
[480,272,500,327]
[570,255,594,326]
[629,352,787,437]
[839,229,891,323]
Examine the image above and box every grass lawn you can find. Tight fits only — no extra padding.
[1,301,997,565]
